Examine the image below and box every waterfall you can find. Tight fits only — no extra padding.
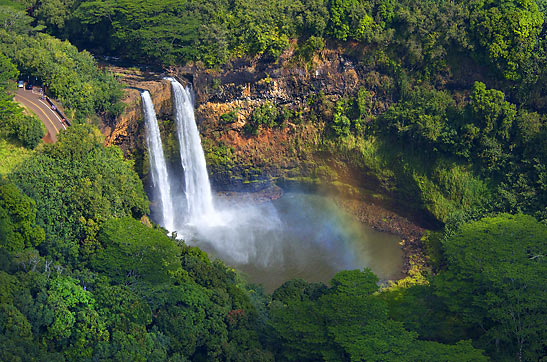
[141,91,175,231]
[162,77,281,267]
[169,79,215,223]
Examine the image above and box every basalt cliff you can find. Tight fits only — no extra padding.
[100,47,434,276]
[103,47,396,198]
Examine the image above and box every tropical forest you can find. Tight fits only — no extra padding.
[0,0,546,361]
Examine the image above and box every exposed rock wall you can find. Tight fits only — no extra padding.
[102,47,397,196]
[102,76,172,156]
[172,48,394,192]
[101,50,430,276]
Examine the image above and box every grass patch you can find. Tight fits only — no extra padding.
[327,134,492,223]
[0,0,26,10]
[0,138,34,176]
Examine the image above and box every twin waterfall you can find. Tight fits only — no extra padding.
[142,85,401,287]
[142,79,281,267]
[141,79,214,231]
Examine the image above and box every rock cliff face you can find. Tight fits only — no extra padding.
[102,69,173,157]
[177,47,393,192]
[103,48,391,187]
[101,49,429,277]
[102,47,401,205]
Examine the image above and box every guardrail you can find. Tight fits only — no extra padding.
[44,96,71,127]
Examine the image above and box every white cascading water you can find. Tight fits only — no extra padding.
[167,78,282,265]
[141,91,175,231]
[169,79,215,223]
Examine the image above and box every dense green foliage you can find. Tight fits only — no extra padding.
[0,183,45,253]
[13,0,544,87]
[0,1,545,361]
[368,81,547,221]
[243,102,294,136]
[0,29,124,121]
[0,4,124,121]
[9,125,148,263]
[0,53,44,148]
[1,112,44,148]
[383,214,547,362]
[435,214,547,361]
[469,0,544,81]
[91,217,181,285]
[0,54,39,170]
[0,241,275,361]
[269,270,489,361]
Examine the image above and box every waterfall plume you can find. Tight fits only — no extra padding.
[142,79,402,290]
[169,79,215,224]
[141,90,175,231]
[167,77,282,265]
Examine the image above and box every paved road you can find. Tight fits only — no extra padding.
[14,87,66,143]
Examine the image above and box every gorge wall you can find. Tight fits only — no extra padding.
[100,48,430,275]
[104,46,397,195]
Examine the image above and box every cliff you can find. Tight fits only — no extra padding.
[101,47,422,219]
[101,67,173,157]
[101,48,430,276]
[178,47,393,193]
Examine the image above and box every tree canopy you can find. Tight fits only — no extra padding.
[434,214,547,361]
[9,125,148,262]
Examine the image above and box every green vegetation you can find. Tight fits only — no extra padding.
[0,4,124,122]
[0,53,43,148]
[11,0,543,92]
[0,0,545,361]
[435,214,547,361]
[91,217,181,285]
[244,102,282,135]
[269,269,489,361]
[0,30,125,121]
[0,53,42,176]
[470,0,544,81]
[380,214,547,362]
[0,138,34,175]
[1,113,44,148]
[0,183,45,253]
[9,125,148,263]
[309,79,547,222]
[220,109,239,124]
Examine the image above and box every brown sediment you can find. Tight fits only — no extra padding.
[42,132,54,144]
[334,197,427,278]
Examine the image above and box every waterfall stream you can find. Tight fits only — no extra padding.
[167,77,281,264]
[141,90,175,231]
[169,79,215,224]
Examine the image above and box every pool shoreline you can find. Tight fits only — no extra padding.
[215,187,428,286]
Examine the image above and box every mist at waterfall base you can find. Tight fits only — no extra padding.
[156,175,404,293]
[156,181,403,292]
[186,193,403,293]
[145,79,403,292]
